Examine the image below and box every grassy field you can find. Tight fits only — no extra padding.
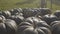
[0,0,60,11]
[0,0,40,10]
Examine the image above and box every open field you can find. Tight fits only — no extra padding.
[0,0,60,11]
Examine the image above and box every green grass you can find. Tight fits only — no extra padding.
[0,0,60,11]
[0,0,40,10]
[0,0,25,10]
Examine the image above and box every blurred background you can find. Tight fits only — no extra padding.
[0,0,60,11]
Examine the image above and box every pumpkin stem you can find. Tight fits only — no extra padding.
[33,21,37,30]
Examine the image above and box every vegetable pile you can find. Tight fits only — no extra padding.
[0,8,60,34]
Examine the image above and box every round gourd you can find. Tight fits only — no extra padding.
[22,8,40,18]
[18,22,46,34]
[36,8,52,16]
[5,19,17,34]
[25,17,41,24]
[18,17,52,34]
[8,15,24,25]
[9,8,22,15]
[2,10,11,18]
[42,14,58,25]
[0,23,6,34]
[0,19,17,34]
[50,21,60,34]
[39,27,52,34]
[25,17,51,30]
[0,15,6,23]
[54,10,60,18]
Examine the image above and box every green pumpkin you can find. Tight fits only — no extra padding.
[0,19,17,34]
[18,17,51,34]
